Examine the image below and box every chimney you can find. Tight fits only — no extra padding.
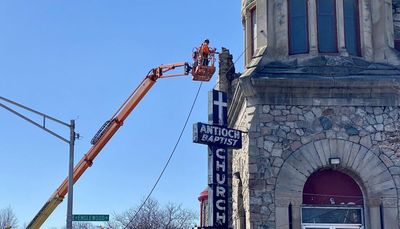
[217,47,236,93]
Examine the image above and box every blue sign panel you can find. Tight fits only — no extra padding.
[193,122,242,148]
[208,90,229,228]
[210,90,227,126]
[211,146,228,227]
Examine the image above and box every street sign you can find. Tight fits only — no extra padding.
[72,214,109,222]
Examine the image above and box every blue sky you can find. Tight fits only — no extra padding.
[0,1,243,228]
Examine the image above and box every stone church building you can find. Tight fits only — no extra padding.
[214,0,400,228]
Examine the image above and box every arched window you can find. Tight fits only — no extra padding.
[317,0,338,53]
[344,0,361,56]
[288,0,309,54]
[302,170,364,227]
[303,170,363,205]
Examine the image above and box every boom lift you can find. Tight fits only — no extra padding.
[27,51,216,228]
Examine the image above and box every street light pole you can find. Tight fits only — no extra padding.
[0,96,77,229]
[67,119,75,229]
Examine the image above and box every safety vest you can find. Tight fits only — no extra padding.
[201,43,210,55]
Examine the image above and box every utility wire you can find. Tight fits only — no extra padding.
[121,38,247,227]
[123,82,203,229]
[122,34,254,227]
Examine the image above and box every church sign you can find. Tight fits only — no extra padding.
[193,122,242,148]
[193,89,241,228]
[210,146,228,227]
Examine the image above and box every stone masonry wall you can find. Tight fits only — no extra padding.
[232,101,254,229]
[232,104,400,228]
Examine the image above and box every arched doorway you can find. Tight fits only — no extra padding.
[301,169,364,229]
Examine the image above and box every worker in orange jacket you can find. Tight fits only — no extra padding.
[200,39,215,66]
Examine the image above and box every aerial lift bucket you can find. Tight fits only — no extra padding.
[191,48,216,82]
[192,65,215,81]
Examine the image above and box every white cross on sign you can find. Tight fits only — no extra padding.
[214,91,227,125]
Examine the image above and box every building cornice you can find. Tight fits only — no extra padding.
[228,56,400,123]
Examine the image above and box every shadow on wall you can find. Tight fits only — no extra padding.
[395,40,400,51]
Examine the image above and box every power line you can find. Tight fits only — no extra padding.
[121,37,249,227]
[123,82,203,229]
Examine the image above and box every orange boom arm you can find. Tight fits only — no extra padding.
[27,62,202,229]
